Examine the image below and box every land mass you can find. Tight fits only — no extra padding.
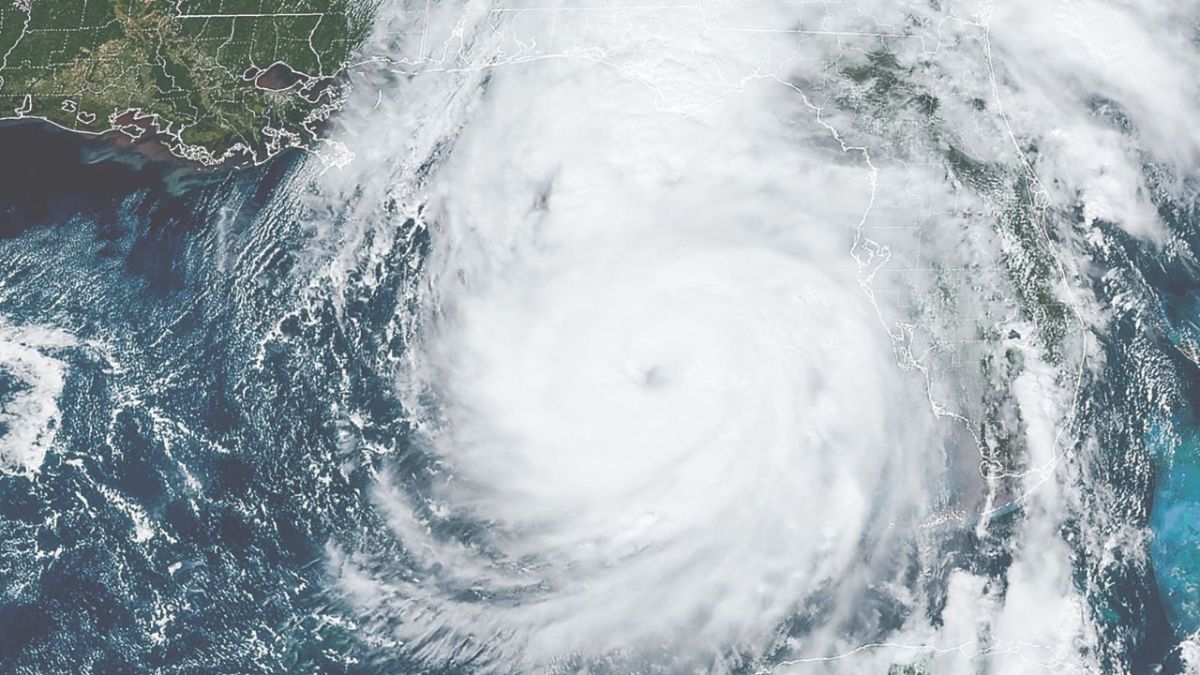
[0,0,376,166]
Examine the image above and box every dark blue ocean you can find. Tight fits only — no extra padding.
[0,122,436,673]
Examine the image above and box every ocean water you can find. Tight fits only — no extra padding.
[0,123,401,672]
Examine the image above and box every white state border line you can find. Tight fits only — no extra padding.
[175,13,323,19]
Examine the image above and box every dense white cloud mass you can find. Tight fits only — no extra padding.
[0,324,78,474]
[308,0,1200,672]
[380,47,952,665]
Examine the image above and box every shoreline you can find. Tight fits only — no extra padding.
[0,118,309,197]
[0,118,224,212]
[0,114,238,168]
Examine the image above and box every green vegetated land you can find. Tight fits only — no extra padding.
[0,0,375,164]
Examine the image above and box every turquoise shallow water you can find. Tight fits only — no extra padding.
[1149,418,1200,637]
[1147,284,1200,642]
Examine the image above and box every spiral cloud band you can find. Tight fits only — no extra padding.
[321,2,969,670]
[299,0,1200,668]
[412,83,944,659]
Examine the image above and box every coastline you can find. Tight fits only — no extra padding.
[0,115,226,172]
[0,119,214,230]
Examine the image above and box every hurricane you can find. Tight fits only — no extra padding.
[338,26,954,664]
[321,0,1062,670]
